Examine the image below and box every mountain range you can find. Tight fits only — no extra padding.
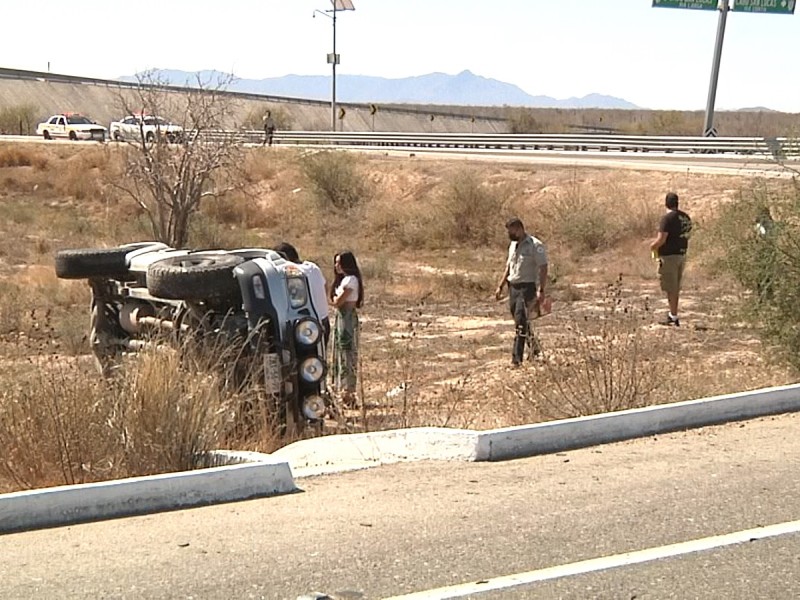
[119,69,640,110]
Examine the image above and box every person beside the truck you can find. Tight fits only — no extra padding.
[329,251,364,407]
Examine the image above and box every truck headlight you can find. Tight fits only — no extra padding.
[286,276,307,308]
[295,318,321,346]
[302,395,326,421]
[299,356,325,383]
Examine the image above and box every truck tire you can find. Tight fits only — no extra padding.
[55,247,132,279]
[147,254,244,301]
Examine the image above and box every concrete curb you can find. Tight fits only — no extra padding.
[273,427,480,477]
[0,454,295,534]
[279,384,800,476]
[476,383,800,461]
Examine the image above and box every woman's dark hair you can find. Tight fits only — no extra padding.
[330,251,364,308]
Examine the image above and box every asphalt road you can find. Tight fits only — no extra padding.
[2,412,799,600]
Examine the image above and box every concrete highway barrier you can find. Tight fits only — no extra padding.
[0,455,294,534]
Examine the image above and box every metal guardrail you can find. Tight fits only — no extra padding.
[2,128,796,158]
[198,130,797,157]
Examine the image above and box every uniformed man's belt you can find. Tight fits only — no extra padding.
[509,281,537,288]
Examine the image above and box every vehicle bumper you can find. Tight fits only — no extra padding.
[74,130,106,141]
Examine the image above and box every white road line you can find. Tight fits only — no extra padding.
[383,519,800,600]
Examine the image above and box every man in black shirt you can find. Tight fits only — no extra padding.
[650,192,692,326]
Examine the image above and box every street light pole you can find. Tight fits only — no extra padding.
[331,8,337,131]
[316,0,354,132]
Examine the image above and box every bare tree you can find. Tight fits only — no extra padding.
[111,71,245,248]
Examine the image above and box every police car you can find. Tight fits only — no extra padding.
[36,113,107,141]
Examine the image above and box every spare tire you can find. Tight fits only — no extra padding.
[55,247,132,279]
[147,253,244,301]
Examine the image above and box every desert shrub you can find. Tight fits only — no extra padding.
[243,150,279,183]
[646,111,693,135]
[537,175,663,254]
[364,192,442,249]
[301,151,371,211]
[202,191,270,229]
[0,104,38,136]
[0,145,48,169]
[623,196,665,239]
[363,170,505,250]
[708,178,800,367]
[540,186,617,253]
[55,149,109,200]
[507,277,670,420]
[441,170,504,246]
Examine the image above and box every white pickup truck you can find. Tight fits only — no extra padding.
[36,113,107,141]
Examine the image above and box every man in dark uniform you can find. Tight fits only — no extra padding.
[495,217,549,366]
[650,192,692,326]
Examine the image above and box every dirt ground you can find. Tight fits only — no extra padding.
[301,157,793,434]
[0,146,797,443]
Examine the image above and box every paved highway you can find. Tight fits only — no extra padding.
[1,411,798,599]
[369,147,797,178]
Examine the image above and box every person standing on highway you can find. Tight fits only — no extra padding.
[273,242,330,347]
[650,192,692,327]
[262,111,276,147]
[495,217,548,367]
[329,251,364,407]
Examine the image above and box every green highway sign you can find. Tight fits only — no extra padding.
[732,0,795,13]
[652,0,719,10]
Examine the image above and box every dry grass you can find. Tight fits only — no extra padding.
[0,143,797,492]
[0,146,48,169]
[0,329,284,493]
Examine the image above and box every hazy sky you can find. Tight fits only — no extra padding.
[3,0,799,111]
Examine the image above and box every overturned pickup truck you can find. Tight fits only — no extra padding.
[55,242,328,431]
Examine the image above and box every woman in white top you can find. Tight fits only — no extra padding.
[329,251,364,406]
